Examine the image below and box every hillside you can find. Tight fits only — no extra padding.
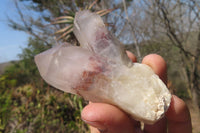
[0,62,12,75]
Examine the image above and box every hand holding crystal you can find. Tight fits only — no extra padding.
[82,53,192,133]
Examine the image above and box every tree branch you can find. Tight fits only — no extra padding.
[14,0,52,47]
[122,0,141,61]
[155,0,195,57]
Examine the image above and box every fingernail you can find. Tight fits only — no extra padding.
[82,119,107,132]
[98,129,108,133]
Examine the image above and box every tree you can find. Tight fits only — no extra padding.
[9,0,107,45]
[143,0,200,106]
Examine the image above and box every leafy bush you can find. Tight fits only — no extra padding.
[0,38,89,133]
[1,85,88,133]
[0,89,12,132]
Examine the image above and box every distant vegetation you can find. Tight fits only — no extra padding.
[0,38,88,132]
[0,62,12,75]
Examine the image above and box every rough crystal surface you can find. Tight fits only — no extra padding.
[35,10,171,124]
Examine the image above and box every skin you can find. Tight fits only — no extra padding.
[81,52,192,133]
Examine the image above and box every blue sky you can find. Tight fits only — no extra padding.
[0,0,29,63]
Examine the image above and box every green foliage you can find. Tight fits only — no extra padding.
[0,74,17,89]
[176,88,190,100]
[0,90,12,132]
[0,37,88,132]
[1,84,88,133]
[1,38,49,88]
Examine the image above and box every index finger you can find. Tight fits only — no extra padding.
[142,54,167,84]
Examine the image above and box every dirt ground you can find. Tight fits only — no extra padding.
[186,100,200,133]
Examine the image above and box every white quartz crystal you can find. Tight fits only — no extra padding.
[35,10,171,124]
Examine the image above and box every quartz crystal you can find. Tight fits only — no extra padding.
[35,10,171,124]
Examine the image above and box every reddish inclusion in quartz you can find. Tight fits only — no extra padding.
[73,55,108,92]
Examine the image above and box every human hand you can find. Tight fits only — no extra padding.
[81,52,192,133]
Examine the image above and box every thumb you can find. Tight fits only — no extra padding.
[81,103,141,133]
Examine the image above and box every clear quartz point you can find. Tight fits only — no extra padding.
[35,10,171,124]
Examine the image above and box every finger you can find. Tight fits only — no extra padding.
[126,51,137,62]
[143,117,167,133]
[142,54,168,132]
[81,103,141,133]
[142,54,167,84]
[166,95,192,133]
[89,126,101,133]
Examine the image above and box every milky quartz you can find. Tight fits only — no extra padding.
[35,10,171,124]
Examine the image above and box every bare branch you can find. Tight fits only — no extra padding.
[14,0,51,47]
[122,0,141,61]
[155,0,195,57]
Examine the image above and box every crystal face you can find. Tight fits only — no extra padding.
[35,10,171,124]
